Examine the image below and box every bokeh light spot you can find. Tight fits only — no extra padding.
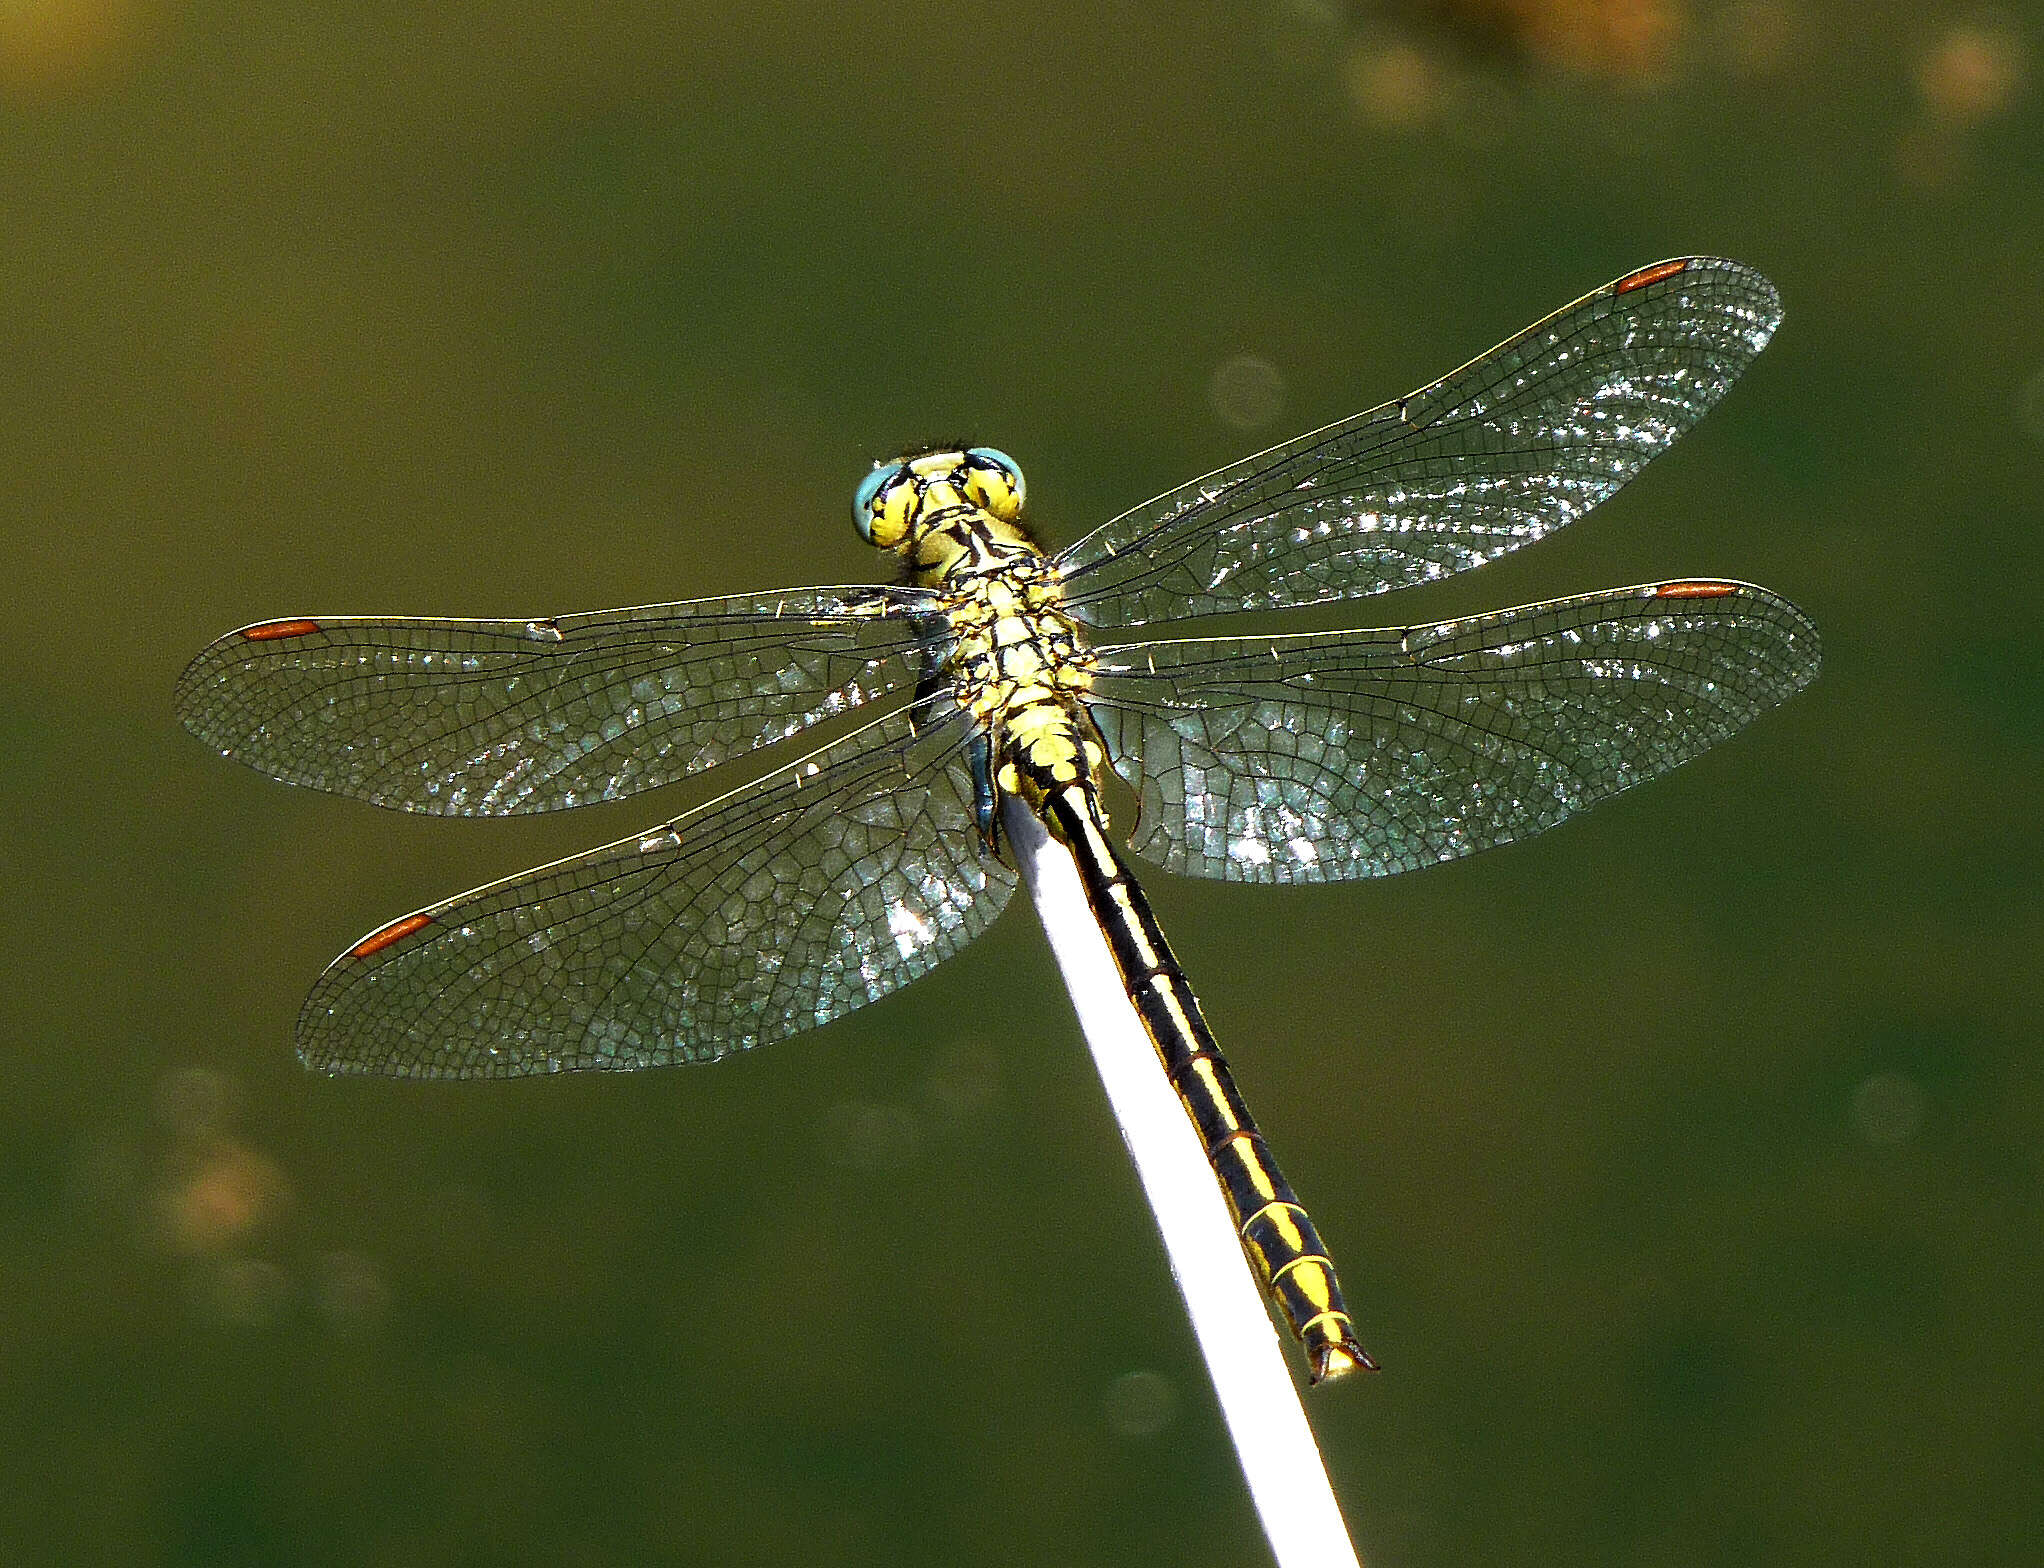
[821,1099,922,1170]
[926,1034,1000,1122]
[1710,1,1803,78]
[1209,355,1287,432]
[1103,1368,1178,1437]
[1916,23,2026,126]
[153,1064,237,1140]
[1850,1070,1927,1145]
[200,1256,292,1329]
[314,1250,392,1334]
[1344,37,1449,129]
[2018,364,2044,444]
[0,0,153,97]
[154,1135,290,1255]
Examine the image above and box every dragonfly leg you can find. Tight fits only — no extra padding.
[968,730,1003,857]
[907,660,946,735]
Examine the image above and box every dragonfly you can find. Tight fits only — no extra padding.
[177,256,1820,1383]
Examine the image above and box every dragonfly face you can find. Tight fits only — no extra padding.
[854,446,1026,549]
[177,257,1820,1383]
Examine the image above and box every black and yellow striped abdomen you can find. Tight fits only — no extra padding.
[870,448,1371,1383]
[1035,777,1373,1384]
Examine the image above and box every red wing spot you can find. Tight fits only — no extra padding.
[1654,581,1739,599]
[243,618,322,642]
[1614,259,1689,296]
[349,913,434,959]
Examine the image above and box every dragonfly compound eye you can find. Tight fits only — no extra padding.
[963,447,1026,521]
[853,460,915,548]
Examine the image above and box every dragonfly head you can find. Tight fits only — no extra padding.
[853,447,1027,552]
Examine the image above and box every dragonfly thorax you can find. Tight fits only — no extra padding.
[940,538,1108,822]
[854,447,1106,811]
[942,549,1104,803]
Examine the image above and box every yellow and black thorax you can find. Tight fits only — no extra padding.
[853,447,1108,826]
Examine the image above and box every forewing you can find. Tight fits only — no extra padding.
[1059,259,1781,627]
[1089,581,1819,882]
[176,587,937,814]
[297,704,1015,1076]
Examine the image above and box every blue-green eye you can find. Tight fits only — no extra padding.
[852,462,898,541]
[967,447,1022,488]
[965,447,1025,512]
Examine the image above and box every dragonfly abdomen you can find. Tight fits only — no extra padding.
[1036,780,1375,1384]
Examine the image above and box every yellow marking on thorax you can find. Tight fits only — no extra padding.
[914,508,1104,810]
[858,450,1106,818]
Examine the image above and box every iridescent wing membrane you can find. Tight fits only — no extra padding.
[1090,580,1817,884]
[1059,256,1782,626]
[176,258,1817,1076]
[296,708,1014,1077]
[174,588,936,815]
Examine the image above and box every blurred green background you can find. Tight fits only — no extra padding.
[4,1,2039,1563]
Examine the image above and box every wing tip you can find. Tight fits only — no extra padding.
[173,619,323,745]
[1647,578,1823,691]
[1612,255,1783,343]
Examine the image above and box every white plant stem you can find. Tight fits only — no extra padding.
[1003,798,1361,1568]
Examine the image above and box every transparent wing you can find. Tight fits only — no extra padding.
[176,586,939,814]
[1088,580,1819,883]
[1059,258,1781,628]
[296,701,1013,1076]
